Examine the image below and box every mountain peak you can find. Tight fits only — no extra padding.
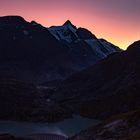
[0,15,26,24]
[63,20,72,25]
[127,40,140,56]
[63,20,77,29]
[128,40,140,49]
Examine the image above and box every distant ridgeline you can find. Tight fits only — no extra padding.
[0,16,121,84]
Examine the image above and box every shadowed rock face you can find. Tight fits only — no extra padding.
[0,79,72,122]
[0,79,38,120]
[0,16,120,84]
[76,28,97,40]
[52,40,140,119]
[0,16,73,84]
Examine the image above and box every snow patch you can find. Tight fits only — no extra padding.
[49,24,78,43]
[85,39,107,58]
[99,39,119,53]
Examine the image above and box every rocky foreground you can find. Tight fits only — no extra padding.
[0,79,72,122]
[69,109,140,140]
[0,134,31,140]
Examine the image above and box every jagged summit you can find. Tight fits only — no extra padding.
[63,20,77,29]
[0,15,26,24]
[63,20,72,25]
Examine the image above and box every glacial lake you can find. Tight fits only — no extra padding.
[0,116,99,137]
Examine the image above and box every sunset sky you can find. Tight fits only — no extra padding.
[0,0,140,49]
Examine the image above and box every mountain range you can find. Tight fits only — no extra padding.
[0,40,140,140]
[61,40,140,140]
[0,15,121,122]
[0,16,120,84]
[53,40,140,119]
[0,15,140,140]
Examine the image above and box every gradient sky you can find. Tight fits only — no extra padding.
[0,0,140,49]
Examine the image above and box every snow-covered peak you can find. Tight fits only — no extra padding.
[48,21,121,57]
[85,38,121,58]
[49,20,77,32]
[48,20,78,43]
[63,20,72,25]
[63,20,77,28]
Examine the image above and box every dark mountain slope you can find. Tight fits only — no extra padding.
[0,16,71,83]
[0,79,72,122]
[0,16,120,84]
[53,40,140,119]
